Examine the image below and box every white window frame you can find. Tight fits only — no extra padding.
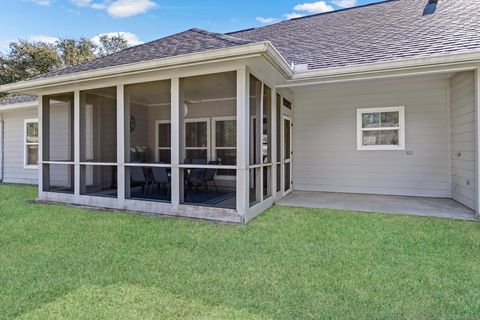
[155,119,171,163]
[357,106,405,151]
[184,117,211,161]
[24,119,39,169]
[212,116,237,180]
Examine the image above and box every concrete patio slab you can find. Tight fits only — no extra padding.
[278,191,477,221]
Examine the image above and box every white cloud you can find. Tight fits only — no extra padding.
[107,0,156,18]
[293,1,334,14]
[283,12,305,20]
[29,34,59,44]
[91,32,143,47]
[256,16,280,24]
[26,0,53,6]
[70,0,92,7]
[70,0,156,18]
[332,0,357,8]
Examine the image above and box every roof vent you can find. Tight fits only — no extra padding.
[423,0,439,16]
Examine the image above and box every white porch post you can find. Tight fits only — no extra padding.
[271,88,277,202]
[171,77,180,209]
[39,96,49,195]
[117,84,126,207]
[236,66,249,218]
[38,96,43,195]
[476,66,480,218]
[73,90,80,201]
[258,83,264,202]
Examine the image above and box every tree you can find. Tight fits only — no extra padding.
[97,33,129,57]
[57,38,97,67]
[0,40,61,84]
[0,34,130,91]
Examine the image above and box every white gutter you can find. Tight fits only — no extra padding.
[0,101,38,112]
[277,50,480,87]
[0,42,292,93]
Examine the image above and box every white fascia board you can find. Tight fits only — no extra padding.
[0,42,273,93]
[0,101,38,112]
[285,50,480,86]
[263,41,294,78]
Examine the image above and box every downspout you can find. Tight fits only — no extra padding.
[0,113,4,183]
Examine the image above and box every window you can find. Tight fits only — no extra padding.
[156,121,171,163]
[357,106,405,150]
[213,117,236,176]
[185,118,210,161]
[24,119,39,168]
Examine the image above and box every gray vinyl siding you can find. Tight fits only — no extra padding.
[450,71,476,210]
[1,107,38,184]
[292,77,451,198]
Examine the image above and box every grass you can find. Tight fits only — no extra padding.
[0,184,479,320]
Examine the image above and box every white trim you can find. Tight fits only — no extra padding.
[154,119,172,163]
[293,51,480,80]
[74,90,80,199]
[185,117,211,161]
[236,66,249,217]
[24,118,39,169]
[271,87,277,201]
[356,106,405,151]
[212,116,237,180]
[0,101,38,112]
[170,77,180,209]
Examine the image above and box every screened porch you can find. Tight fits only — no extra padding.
[38,67,293,222]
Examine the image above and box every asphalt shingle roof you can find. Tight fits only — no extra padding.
[36,28,253,79]
[15,0,480,83]
[0,94,37,106]
[229,0,480,70]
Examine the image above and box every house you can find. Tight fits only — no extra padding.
[1,0,479,222]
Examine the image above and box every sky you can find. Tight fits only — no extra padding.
[1,0,382,52]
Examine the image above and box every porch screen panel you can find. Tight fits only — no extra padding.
[42,93,75,194]
[124,80,172,203]
[80,87,117,163]
[125,80,171,164]
[249,75,262,165]
[179,71,237,209]
[79,87,117,198]
[276,94,281,192]
[263,85,272,164]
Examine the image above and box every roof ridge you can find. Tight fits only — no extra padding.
[189,28,252,45]
[226,0,399,35]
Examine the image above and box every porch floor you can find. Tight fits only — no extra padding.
[278,191,477,221]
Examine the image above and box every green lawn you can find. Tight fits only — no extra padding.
[0,184,479,320]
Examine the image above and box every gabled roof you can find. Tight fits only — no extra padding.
[0,94,37,106]
[35,28,253,79]
[229,0,480,70]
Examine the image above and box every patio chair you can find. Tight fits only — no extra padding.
[204,160,219,193]
[130,167,148,194]
[151,167,170,195]
[188,159,207,193]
